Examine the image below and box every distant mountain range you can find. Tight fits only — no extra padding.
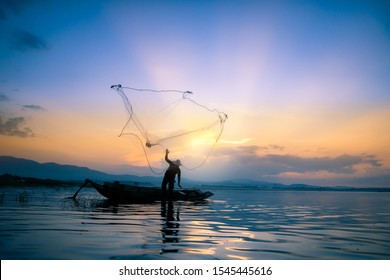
[1,156,389,192]
[0,156,160,184]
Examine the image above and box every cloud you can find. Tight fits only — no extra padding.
[258,144,285,152]
[1,2,49,51]
[0,93,10,102]
[10,29,48,51]
[213,145,383,181]
[22,104,46,111]
[0,116,35,137]
[262,154,382,174]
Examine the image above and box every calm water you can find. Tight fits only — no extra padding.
[0,186,389,260]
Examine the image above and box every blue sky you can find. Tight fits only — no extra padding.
[1,0,390,187]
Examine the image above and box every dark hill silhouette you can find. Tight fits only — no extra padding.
[1,156,389,192]
[0,156,159,184]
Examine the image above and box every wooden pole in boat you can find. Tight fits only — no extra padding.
[69,179,91,199]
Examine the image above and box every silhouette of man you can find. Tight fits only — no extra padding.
[161,149,181,195]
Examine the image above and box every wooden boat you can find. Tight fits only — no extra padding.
[75,179,213,202]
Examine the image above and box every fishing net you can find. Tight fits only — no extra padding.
[111,85,228,174]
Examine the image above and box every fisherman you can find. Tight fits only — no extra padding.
[161,149,182,195]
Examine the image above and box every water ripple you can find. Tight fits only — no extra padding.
[1,187,389,259]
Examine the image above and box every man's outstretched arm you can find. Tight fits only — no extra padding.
[165,149,173,165]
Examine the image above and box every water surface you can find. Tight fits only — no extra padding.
[0,186,389,259]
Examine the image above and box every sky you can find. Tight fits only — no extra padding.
[0,0,389,187]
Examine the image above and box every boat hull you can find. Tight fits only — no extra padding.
[92,181,213,202]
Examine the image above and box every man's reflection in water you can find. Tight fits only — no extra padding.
[160,200,180,254]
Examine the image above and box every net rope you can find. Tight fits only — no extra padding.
[111,84,228,175]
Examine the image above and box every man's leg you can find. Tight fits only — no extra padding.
[161,176,168,194]
[168,179,174,195]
